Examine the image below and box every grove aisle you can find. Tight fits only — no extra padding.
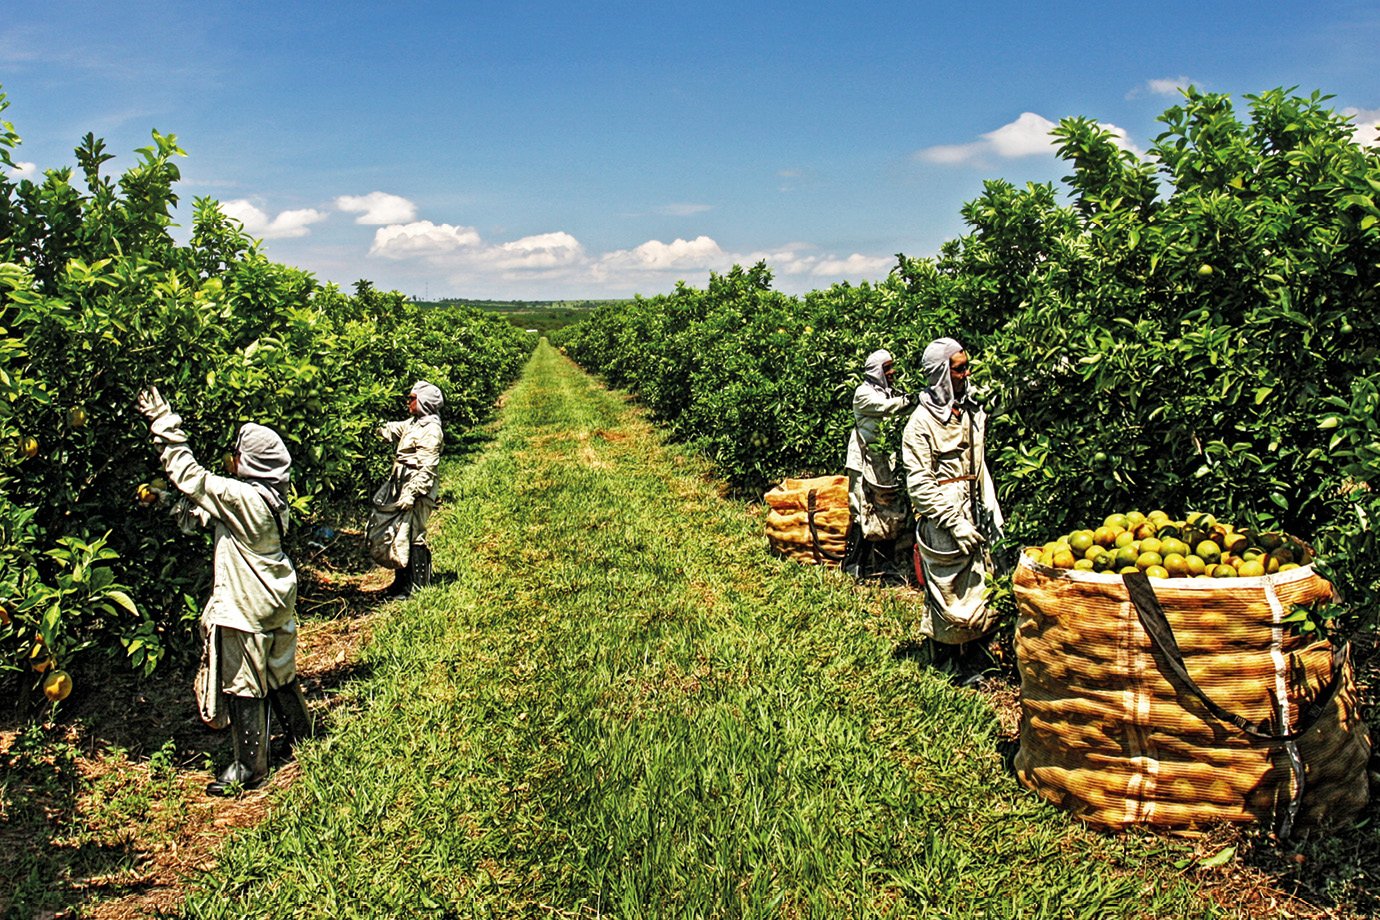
[179,341,1222,918]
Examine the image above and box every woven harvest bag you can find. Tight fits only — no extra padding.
[1014,556,1370,832]
[764,475,850,566]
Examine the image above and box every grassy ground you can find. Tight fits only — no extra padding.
[172,341,1241,918]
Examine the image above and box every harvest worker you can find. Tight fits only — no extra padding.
[136,387,313,796]
[843,349,916,578]
[900,338,1004,685]
[369,379,444,596]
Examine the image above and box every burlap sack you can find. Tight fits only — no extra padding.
[1014,556,1370,831]
[764,475,850,566]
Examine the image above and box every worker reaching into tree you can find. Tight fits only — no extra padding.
[369,380,444,596]
[136,386,313,796]
[901,338,1004,685]
[843,349,917,580]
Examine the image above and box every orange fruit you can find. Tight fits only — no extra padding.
[1069,531,1095,553]
[1136,551,1163,571]
[1145,565,1170,579]
[42,670,73,702]
[1051,549,1077,569]
[1195,541,1222,565]
[1212,563,1238,578]
[1093,526,1117,548]
[1104,513,1129,530]
[1113,545,1139,569]
[1185,554,1207,576]
[1139,536,1163,556]
[1237,559,1266,578]
[1162,553,1189,577]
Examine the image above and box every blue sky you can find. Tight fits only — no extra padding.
[3,1,1379,300]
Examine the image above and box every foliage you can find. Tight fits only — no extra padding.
[556,86,1380,634]
[0,87,535,704]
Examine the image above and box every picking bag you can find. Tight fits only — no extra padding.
[764,475,849,566]
[858,452,907,542]
[1013,557,1370,832]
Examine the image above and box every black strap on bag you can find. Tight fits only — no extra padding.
[1124,570,1354,836]
[1120,576,1346,739]
[806,488,844,565]
[1122,571,1350,742]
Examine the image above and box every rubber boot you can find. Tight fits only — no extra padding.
[842,524,864,578]
[383,560,413,597]
[207,695,270,796]
[870,538,903,584]
[953,641,997,689]
[409,543,433,594]
[268,679,316,759]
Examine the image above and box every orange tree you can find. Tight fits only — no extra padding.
[556,86,1380,635]
[0,88,535,707]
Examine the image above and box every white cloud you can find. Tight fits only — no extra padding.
[336,191,418,225]
[487,232,585,269]
[369,220,482,258]
[916,112,1142,166]
[657,202,713,216]
[1342,107,1380,147]
[218,200,327,239]
[599,236,727,272]
[1129,76,1197,99]
[7,160,38,180]
[984,112,1061,158]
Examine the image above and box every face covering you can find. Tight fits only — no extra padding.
[919,337,969,422]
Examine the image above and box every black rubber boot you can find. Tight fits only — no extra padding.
[409,543,433,593]
[383,561,413,597]
[207,695,270,796]
[268,679,315,758]
[952,641,997,688]
[842,524,864,578]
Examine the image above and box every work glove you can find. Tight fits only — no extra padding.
[950,518,985,555]
[135,386,172,422]
[136,386,188,446]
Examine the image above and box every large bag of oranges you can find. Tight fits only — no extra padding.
[1014,526,1370,832]
[763,475,849,566]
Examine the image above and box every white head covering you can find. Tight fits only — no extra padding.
[862,349,894,397]
[410,380,444,425]
[919,337,972,422]
[234,422,292,504]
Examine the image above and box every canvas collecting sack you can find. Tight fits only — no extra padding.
[367,468,414,568]
[764,475,849,566]
[1013,557,1370,834]
[858,452,907,542]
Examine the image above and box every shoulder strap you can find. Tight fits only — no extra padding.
[806,488,844,564]
[1122,571,1349,741]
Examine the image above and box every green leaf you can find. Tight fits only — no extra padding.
[1198,846,1236,869]
[105,590,139,615]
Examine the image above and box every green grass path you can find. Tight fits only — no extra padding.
[180,341,1221,918]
